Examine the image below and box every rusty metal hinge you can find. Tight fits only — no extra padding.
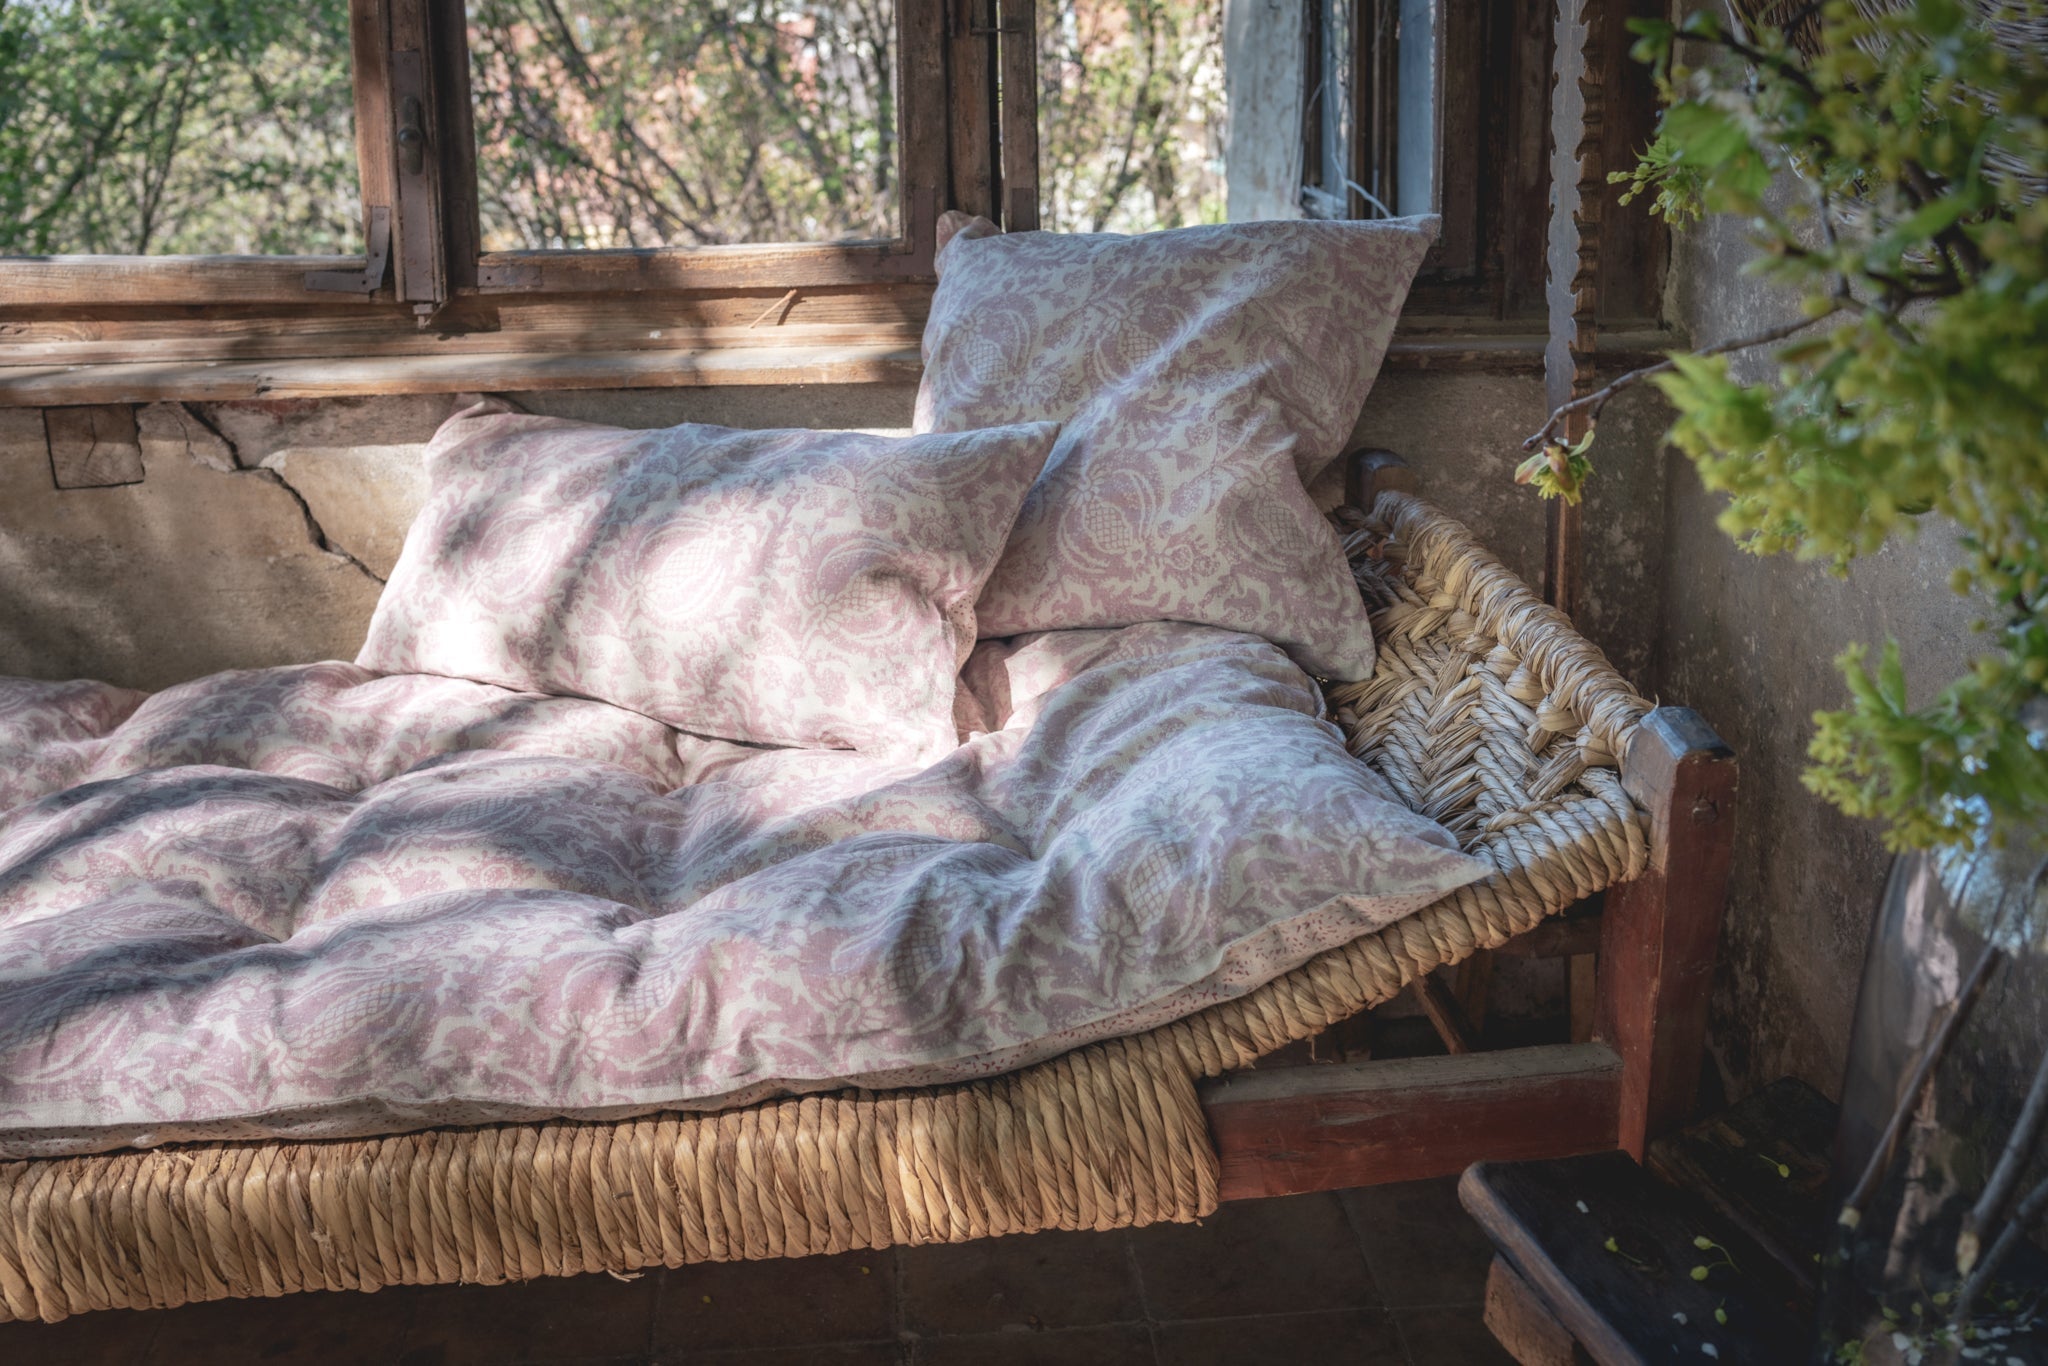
[304,205,393,295]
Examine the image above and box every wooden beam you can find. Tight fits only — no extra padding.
[1598,707,1737,1158]
[0,324,1681,405]
[997,0,1040,231]
[1415,973,1479,1054]
[1493,911,1603,959]
[1482,1256,1585,1366]
[0,343,923,406]
[1202,1043,1622,1201]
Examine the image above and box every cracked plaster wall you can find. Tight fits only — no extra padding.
[4,373,1663,698]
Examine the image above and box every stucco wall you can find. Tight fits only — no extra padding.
[1,369,1667,694]
[1655,213,1978,1103]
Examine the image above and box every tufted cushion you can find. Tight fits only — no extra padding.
[357,401,1059,764]
[914,213,1437,680]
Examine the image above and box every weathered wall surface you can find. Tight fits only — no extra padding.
[0,386,918,690]
[1657,214,1978,1103]
[2,370,1667,696]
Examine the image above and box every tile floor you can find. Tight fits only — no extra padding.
[2,1178,1512,1366]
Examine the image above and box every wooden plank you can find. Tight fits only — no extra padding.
[1415,972,1478,1054]
[898,0,950,262]
[0,257,373,308]
[1568,954,1598,1044]
[947,0,1001,219]
[1494,910,1604,959]
[472,241,934,294]
[1644,1077,1836,1298]
[1599,707,1738,1157]
[428,0,483,293]
[1483,1256,1586,1366]
[997,0,1040,231]
[0,343,924,407]
[1201,1043,1622,1201]
[0,243,942,309]
[1,320,925,369]
[348,0,399,301]
[0,323,1680,402]
[1460,1153,1807,1365]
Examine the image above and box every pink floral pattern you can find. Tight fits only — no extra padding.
[356,401,1060,764]
[915,213,1438,679]
[0,625,1484,1157]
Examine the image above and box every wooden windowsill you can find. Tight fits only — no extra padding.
[0,323,1678,408]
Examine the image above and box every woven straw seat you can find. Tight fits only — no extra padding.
[0,491,1656,1323]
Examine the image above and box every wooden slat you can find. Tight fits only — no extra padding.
[946,0,1001,219]
[1202,1043,1623,1201]
[898,0,949,259]
[997,0,1040,231]
[1482,1256,1586,1366]
[0,326,1683,404]
[1415,973,1478,1054]
[1460,1153,1807,1364]
[428,0,483,293]
[0,343,923,406]
[348,0,399,301]
[1,320,924,368]
[1493,911,1604,959]
[1599,707,1738,1158]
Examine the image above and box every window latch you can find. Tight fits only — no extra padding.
[396,96,428,178]
[304,205,393,295]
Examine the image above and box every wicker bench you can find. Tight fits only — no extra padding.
[0,458,1736,1323]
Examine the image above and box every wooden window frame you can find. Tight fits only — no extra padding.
[0,0,1052,402]
[0,0,962,308]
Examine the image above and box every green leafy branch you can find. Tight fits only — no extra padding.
[1521,0,2048,850]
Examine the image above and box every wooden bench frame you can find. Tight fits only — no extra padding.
[1197,455,1737,1202]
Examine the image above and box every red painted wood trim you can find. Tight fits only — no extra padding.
[1201,1043,1623,1201]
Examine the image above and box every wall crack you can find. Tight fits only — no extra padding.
[175,404,388,586]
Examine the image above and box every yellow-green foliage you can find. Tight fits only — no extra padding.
[1605,0,2048,849]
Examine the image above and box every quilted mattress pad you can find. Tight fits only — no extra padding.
[0,622,1482,1158]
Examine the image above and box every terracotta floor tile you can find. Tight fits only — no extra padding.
[393,1270,658,1365]
[0,1304,160,1366]
[142,1285,414,1365]
[1394,1305,1518,1366]
[898,1229,1142,1335]
[1129,1192,1379,1321]
[914,1324,1155,1366]
[1342,1177,1498,1309]
[655,1251,895,1352]
[1152,1309,1406,1366]
[673,1346,906,1366]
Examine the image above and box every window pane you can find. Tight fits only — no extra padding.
[467,0,899,250]
[1038,0,1225,233]
[0,1,358,255]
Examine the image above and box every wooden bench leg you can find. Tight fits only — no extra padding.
[1597,707,1738,1158]
[1483,1255,1588,1366]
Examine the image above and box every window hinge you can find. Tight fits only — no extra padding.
[305,206,393,296]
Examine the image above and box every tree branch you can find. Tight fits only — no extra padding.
[1521,309,1843,452]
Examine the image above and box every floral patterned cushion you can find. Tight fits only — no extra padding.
[356,401,1060,764]
[0,625,1484,1157]
[914,212,1437,680]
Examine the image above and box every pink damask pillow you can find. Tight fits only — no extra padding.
[915,212,1437,679]
[358,401,1059,763]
